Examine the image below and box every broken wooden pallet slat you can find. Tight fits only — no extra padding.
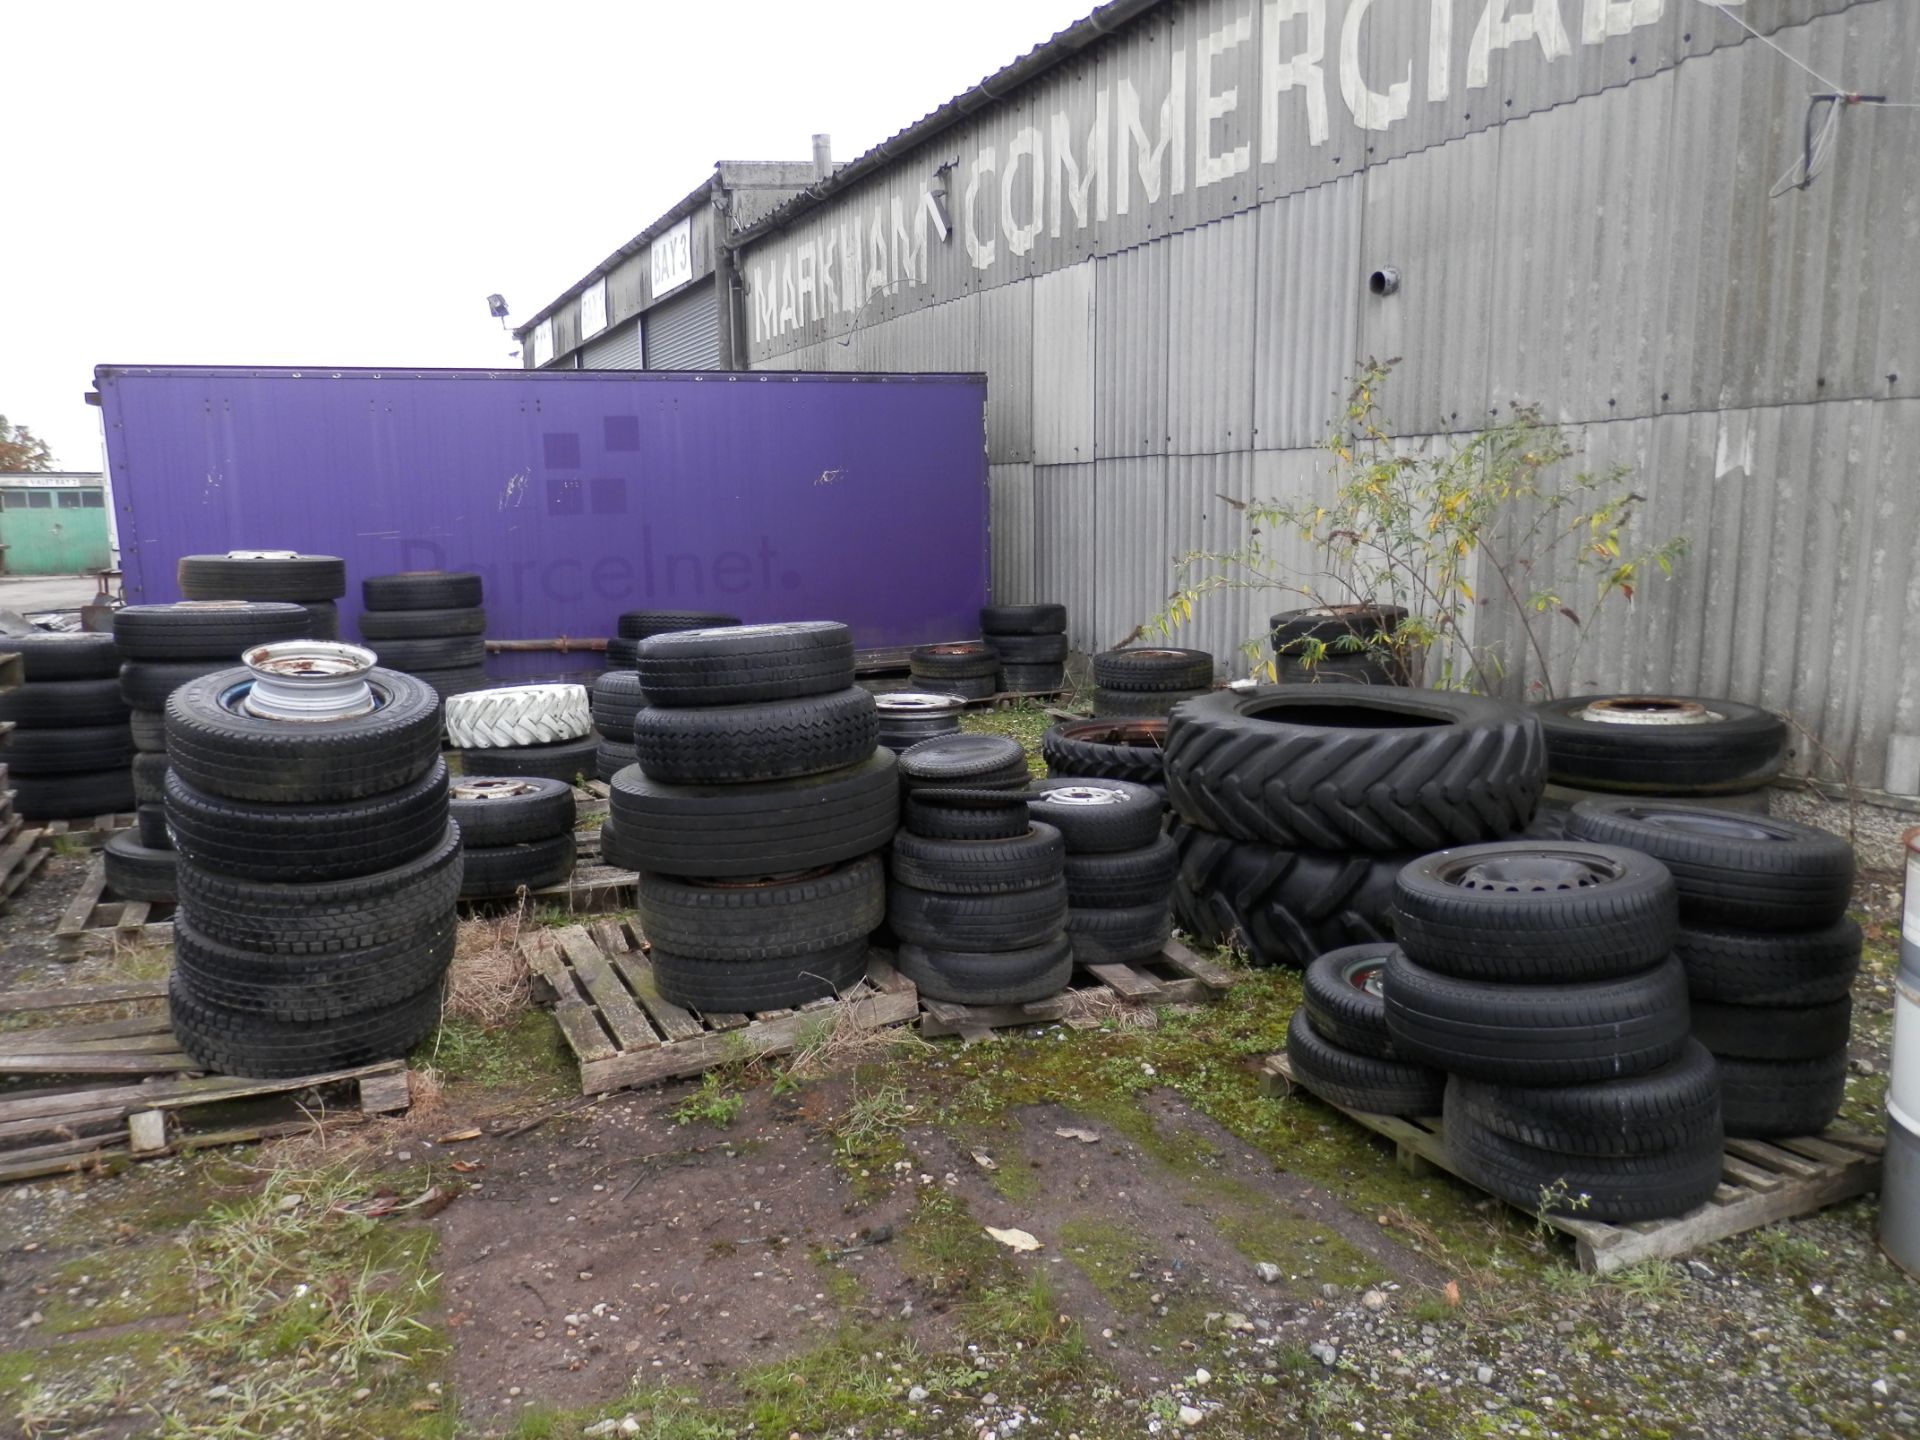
[1262,1053,1882,1274]
[554,925,660,1051]
[0,980,170,1012]
[522,932,619,1063]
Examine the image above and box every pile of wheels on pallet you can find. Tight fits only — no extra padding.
[1268,603,1410,686]
[888,734,1071,1004]
[1032,778,1175,966]
[614,622,893,1012]
[448,683,596,784]
[358,571,490,700]
[449,776,577,901]
[0,633,134,820]
[177,550,345,640]
[106,601,316,903]
[1565,800,1859,1138]
[980,602,1069,695]
[1089,644,1214,718]
[162,643,459,1078]
[1165,689,1545,966]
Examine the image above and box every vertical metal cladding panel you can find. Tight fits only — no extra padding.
[981,280,1036,464]
[1252,173,1362,452]
[1475,397,1920,787]
[644,284,722,371]
[1356,125,1502,434]
[1033,462,1099,653]
[1249,0,1377,203]
[1029,52,1110,279]
[1094,242,1170,459]
[1248,444,1351,617]
[1175,0,1262,228]
[1162,450,1254,672]
[1166,211,1259,454]
[1486,69,1672,423]
[580,319,644,371]
[1095,7,1181,257]
[979,85,1047,292]
[1032,263,1096,464]
[608,252,648,327]
[989,462,1038,604]
[1092,456,1170,650]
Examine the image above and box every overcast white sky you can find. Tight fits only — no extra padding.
[2,0,1095,470]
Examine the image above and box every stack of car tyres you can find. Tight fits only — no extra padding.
[1089,645,1214,719]
[358,571,490,700]
[446,683,598,785]
[1285,942,1447,1117]
[605,610,741,670]
[1161,687,1547,967]
[1030,777,1175,966]
[1381,838,1723,1223]
[449,776,578,899]
[888,786,1073,1007]
[161,664,458,1078]
[620,622,892,1013]
[1565,800,1859,1138]
[176,551,346,641]
[107,601,315,904]
[1525,692,1792,838]
[980,602,1068,695]
[1268,603,1411,686]
[896,733,1032,795]
[874,692,966,755]
[907,641,1001,701]
[0,633,135,821]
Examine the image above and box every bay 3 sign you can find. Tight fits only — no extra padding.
[751,0,1677,344]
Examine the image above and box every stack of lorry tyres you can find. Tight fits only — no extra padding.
[980,602,1068,695]
[621,622,891,1012]
[1031,778,1175,965]
[358,571,490,700]
[0,633,136,820]
[449,776,578,900]
[1268,603,1411,686]
[1527,692,1791,836]
[889,789,1073,1006]
[604,610,741,669]
[1285,942,1446,1116]
[176,550,346,640]
[448,684,597,784]
[107,601,315,901]
[161,649,458,1078]
[1164,687,1546,966]
[908,641,1002,701]
[1565,800,1858,1138]
[1090,645,1214,718]
[1383,839,1723,1222]
[874,692,966,755]
[1042,717,1170,798]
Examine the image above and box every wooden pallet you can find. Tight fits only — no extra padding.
[53,854,176,956]
[0,984,411,1182]
[29,811,135,849]
[525,919,920,1094]
[1262,1053,1885,1274]
[0,786,44,913]
[915,938,1235,1041]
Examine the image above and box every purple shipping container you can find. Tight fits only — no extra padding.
[95,365,989,678]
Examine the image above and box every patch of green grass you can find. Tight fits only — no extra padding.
[959,703,1054,776]
[419,1010,572,1092]
[38,1244,195,1336]
[671,1071,744,1128]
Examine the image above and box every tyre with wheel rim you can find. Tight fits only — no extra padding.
[1564,800,1853,931]
[1301,943,1399,1057]
[875,693,965,754]
[1391,841,1678,982]
[636,622,853,705]
[909,642,1000,680]
[1030,778,1162,852]
[1092,648,1213,693]
[1042,718,1168,789]
[446,775,574,847]
[1534,694,1788,795]
[179,552,347,602]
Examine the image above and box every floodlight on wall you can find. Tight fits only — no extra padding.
[487,294,510,320]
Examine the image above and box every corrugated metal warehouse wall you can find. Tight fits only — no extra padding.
[738,0,1918,786]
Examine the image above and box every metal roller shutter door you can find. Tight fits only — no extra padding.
[644,284,721,371]
[581,319,643,370]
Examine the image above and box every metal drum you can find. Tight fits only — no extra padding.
[875,692,965,755]
[1881,826,1920,1278]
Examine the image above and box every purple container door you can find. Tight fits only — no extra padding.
[97,366,989,677]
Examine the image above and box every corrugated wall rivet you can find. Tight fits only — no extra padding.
[1368,268,1401,298]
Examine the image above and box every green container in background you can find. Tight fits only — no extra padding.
[0,474,111,576]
